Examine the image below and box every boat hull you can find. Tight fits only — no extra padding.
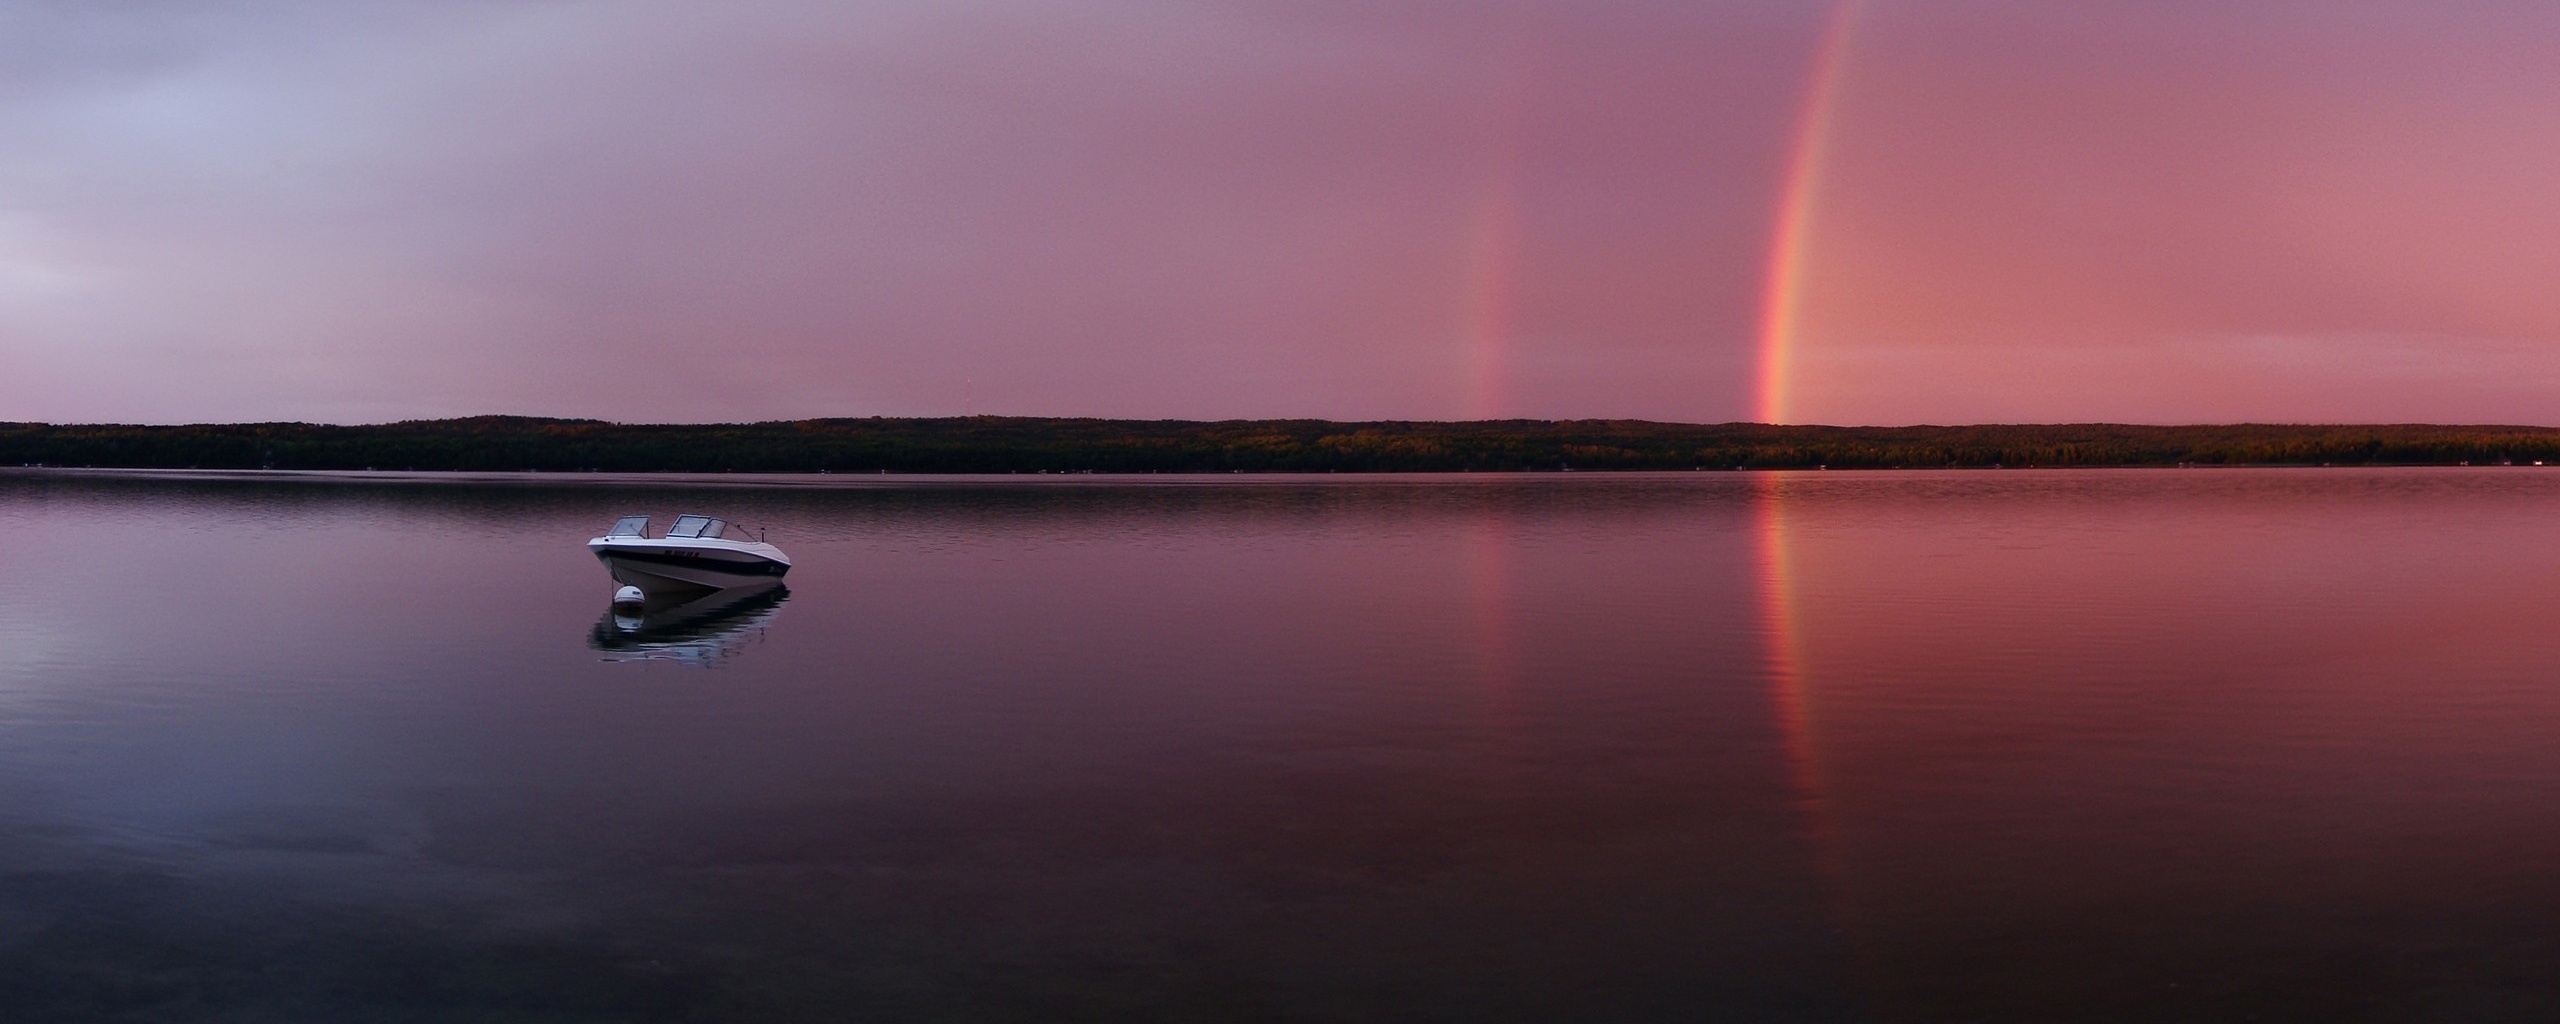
[590,540,791,595]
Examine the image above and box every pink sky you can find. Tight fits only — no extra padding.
[4,1,2559,425]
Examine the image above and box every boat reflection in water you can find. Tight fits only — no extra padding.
[589,582,789,666]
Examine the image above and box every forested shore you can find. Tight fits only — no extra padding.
[7,416,2560,473]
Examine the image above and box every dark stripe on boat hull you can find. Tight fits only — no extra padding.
[592,548,790,578]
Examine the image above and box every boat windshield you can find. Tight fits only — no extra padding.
[606,515,650,538]
[666,515,724,539]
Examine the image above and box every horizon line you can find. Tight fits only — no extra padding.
[12,416,2560,431]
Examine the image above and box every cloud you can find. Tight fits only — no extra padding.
[0,0,1813,423]
[1788,0,2560,424]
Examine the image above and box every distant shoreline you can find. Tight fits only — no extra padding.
[7,416,2560,473]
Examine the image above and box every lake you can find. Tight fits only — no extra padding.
[3,467,2559,1021]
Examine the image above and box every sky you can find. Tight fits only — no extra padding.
[5,0,2560,426]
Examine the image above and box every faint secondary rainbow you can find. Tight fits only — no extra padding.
[1463,36,1533,420]
[1463,512,1521,734]
[1754,0,1861,425]
[1463,166,1522,420]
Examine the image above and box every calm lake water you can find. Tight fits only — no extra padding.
[5,467,2560,1021]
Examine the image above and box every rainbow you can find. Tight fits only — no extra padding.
[1754,0,1861,425]
[1462,40,1533,421]
[1752,475,1824,814]
[1752,474,1857,934]
[1464,165,1522,420]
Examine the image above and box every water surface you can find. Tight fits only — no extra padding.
[3,468,2558,1021]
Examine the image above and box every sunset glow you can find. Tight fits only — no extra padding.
[8,2,2560,424]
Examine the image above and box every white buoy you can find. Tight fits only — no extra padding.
[611,585,645,608]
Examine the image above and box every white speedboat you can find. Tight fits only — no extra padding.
[587,514,791,596]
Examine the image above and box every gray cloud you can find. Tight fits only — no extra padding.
[0,0,1815,423]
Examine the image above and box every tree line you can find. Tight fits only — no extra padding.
[6,416,2560,473]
